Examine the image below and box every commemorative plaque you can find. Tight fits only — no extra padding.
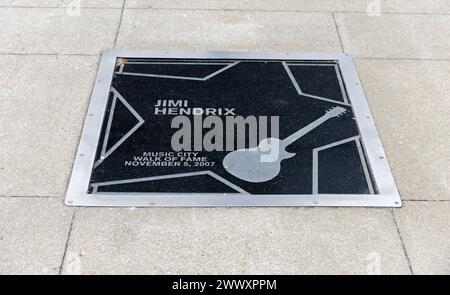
[66,51,401,207]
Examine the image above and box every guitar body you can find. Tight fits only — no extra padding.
[223,138,295,183]
[222,107,346,183]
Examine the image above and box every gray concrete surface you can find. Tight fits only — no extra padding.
[395,201,450,275]
[0,8,119,54]
[356,59,450,201]
[117,10,342,52]
[62,208,410,274]
[0,198,72,274]
[335,13,450,59]
[0,0,448,274]
[0,55,98,197]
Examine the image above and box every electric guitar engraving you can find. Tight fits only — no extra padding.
[223,107,347,182]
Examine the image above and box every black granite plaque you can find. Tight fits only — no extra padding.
[65,51,401,207]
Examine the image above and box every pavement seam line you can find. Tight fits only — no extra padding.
[0,53,99,56]
[331,12,345,53]
[59,210,76,275]
[403,199,450,202]
[113,0,127,47]
[2,53,449,62]
[0,6,122,9]
[355,57,450,62]
[390,209,414,275]
[132,8,450,17]
[1,6,450,16]
[0,195,446,202]
[0,195,60,199]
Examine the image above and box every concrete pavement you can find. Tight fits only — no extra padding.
[0,0,448,274]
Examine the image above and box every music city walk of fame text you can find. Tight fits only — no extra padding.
[125,151,215,167]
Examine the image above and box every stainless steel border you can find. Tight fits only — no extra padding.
[65,50,401,207]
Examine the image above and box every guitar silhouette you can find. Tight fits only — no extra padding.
[223,107,347,182]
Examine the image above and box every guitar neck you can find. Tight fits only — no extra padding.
[281,113,334,147]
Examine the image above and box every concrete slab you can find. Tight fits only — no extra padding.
[0,3,447,276]
[116,10,342,52]
[126,0,450,14]
[334,13,450,59]
[62,207,411,274]
[0,0,123,7]
[0,198,72,274]
[355,59,450,200]
[395,201,450,274]
[0,8,120,54]
[0,55,99,197]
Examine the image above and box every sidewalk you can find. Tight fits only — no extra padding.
[0,0,449,274]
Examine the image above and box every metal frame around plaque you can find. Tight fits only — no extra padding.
[65,50,401,207]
